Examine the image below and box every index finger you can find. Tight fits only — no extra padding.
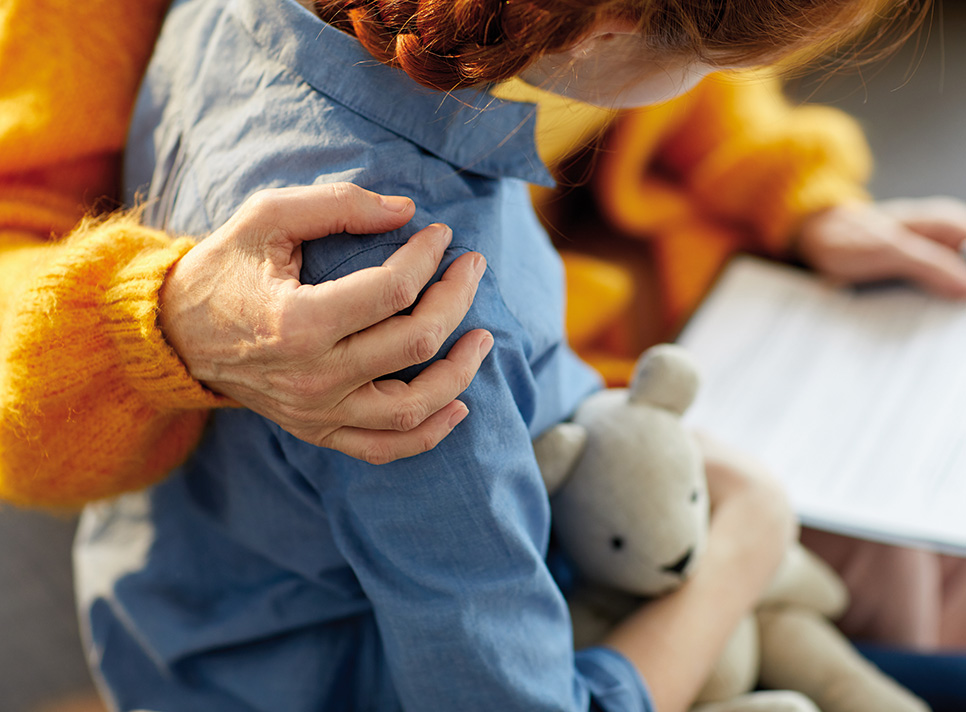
[310,224,476,340]
[879,197,966,250]
[888,228,966,299]
[336,249,486,382]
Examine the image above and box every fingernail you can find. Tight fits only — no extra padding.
[429,223,453,246]
[449,402,469,428]
[479,332,494,358]
[471,253,487,279]
[381,195,413,212]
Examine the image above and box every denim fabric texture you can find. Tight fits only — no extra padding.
[75,0,654,710]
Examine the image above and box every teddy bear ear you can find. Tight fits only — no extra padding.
[628,344,701,415]
[532,423,589,495]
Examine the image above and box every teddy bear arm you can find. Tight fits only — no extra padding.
[762,543,849,618]
[532,422,588,494]
[756,606,930,712]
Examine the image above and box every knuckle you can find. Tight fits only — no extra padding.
[236,190,288,243]
[288,412,331,447]
[361,443,393,466]
[297,375,339,410]
[407,322,444,364]
[243,189,280,223]
[409,426,441,456]
[385,271,422,313]
[329,182,364,216]
[288,374,318,403]
[418,430,440,454]
[390,399,427,432]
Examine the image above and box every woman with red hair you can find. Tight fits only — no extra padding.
[73,1,940,711]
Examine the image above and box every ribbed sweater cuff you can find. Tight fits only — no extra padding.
[101,225,230,411]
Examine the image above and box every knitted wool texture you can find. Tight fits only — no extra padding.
[0,0,222,508]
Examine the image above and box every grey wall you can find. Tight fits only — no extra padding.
[0,509,94,711]
[787,3,966,200]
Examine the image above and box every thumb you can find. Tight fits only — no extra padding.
[234,183,417,245]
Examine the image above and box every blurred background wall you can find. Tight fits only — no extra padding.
[0,509,95,711]
[786,3,966,200]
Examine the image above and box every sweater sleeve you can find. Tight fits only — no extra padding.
[651,70,873,254]
[0,0,224,508]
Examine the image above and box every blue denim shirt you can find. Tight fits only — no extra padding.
[75,1,654,710]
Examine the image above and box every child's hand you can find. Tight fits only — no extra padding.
[795,198,966,299]
[695,431,797,583]
[160,184,492,464]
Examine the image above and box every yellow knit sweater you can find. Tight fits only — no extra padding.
[0,0,223,508]
[0,0,871,507]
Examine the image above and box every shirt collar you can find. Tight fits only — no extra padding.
[233,0,555,187]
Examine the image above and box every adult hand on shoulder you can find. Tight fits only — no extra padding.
[795,197,966,299]
[159,183,492,464]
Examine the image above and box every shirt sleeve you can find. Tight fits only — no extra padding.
[0,0,225,508]
[277,242,653,712]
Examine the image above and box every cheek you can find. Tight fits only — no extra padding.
[545,53,713,109]
[606,63,711,108]
[518,31,715,110]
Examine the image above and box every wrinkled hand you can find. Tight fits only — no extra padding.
[159,183,492,464]
[795,198,966,299]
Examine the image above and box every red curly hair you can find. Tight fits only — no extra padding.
[313,0,931,91]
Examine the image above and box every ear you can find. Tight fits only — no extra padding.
[532,423,588,495]
[628,344,700,415]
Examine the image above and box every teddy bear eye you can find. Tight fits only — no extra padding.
[690,489,699,503]
[610,536,625,551]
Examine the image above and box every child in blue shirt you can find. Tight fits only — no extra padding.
[76,0,930,710]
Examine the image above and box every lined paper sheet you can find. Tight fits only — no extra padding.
[677,256,966,554]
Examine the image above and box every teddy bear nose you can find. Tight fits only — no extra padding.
[662,547,694,577]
